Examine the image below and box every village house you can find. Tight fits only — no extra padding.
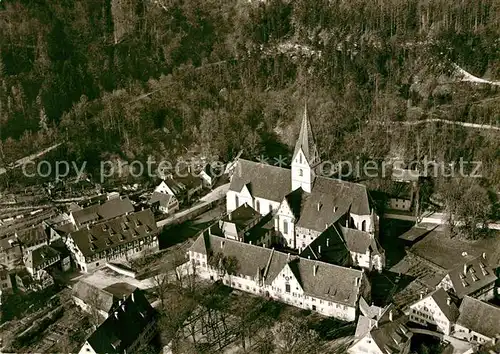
[348,301,412,354]
[78,288,156,354]
[227,106,379,251]
[300,223,385,272]
[72,280,137,321]
[69,196,135,229]
[453,296,500,344]
[388,164,420,211]
[154,170,203,204]
[405,287,459,335]
[148,191,179,215]
[15,224,50,253]
[0,236,22,269]
[208,204,276,247]
[186,232,370,321]
[199,162,223,189]
[437,254,496,300]
[23,245,60,280]
[391,227,498,301]
[0,264,12,294]
[66,209,159,272]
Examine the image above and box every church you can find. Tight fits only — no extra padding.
[226,106,379,252]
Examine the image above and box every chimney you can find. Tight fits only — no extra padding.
[308,255,310,259]
[326,238,329,247]
[249,241,252,245]
[221,241,225,248]
[346,219,348,227]
[317,203,321,211]
[389,310,393,322]
[482,252,486,259]
[228,212,232,221]
[131,292,135,302]
[313,265,318,276]
[419,292,423,300]
[118,299,122,306]
[463,263,468,275]
[121,304,125,312]
[318,245,321,254]
[446,297,451,306]
[333,206,338,213]
[287,253,290,261]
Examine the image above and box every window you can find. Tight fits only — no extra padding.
[283,220,288,235]
[235,195,239,207]
[299,153,302,164]
[255,200,260,212]
[361,220,366,231]
[285,284,291,293]
[312,305,316,311]
[299,169,303,176]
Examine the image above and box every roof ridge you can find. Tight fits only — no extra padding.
[315,175,368,189]
[299,256,363,274]
[237,158,290,171]
[462,295,500,310]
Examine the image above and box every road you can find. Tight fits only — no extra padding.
[156,183,229,228]
[0,143,63,175]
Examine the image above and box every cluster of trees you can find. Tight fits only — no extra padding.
[1,0,499,233]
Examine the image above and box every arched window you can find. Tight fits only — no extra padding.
[235,195,239,207]
[299,169,303,176]
[283,220,288,234]
[255,200,260,212]
[361,220,367,231]
[299,153,302,164]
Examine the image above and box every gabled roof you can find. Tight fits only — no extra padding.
[69,209,157,258]
[221,203,261,232]
[86,289,155,353]
[339,225,381,255]
[293,104,320,166]
[72,197,134,227]
[24,245,60,270]
[456,296,500,339]
[444,256,497,299]
[163,171,202,195]
[16,225,49,246]
[189,233,290,284]
[287,257,364,306]
[353,303,412,354]
[299,224,351,266]
[229,159,292,203]
[73,280,123,313]
[409,287,459,322]
[292,177,371,232]
[148,191,175,207]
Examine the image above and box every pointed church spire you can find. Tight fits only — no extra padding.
[293,102,320,166]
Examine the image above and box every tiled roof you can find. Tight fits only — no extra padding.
[293,177,371,232]
[288,257,364,306]
[339,225,381,255]
[70,209,157,258]
[16,225,49,246]
[444,256,497,299]
[299,224,351,266]
[73,280,121,313]
[370,315,412,353]
[86,289,155,353]
[229,159,292,203]
[221,204,261,232]
[24,245,60,270]
[148,192,174,207]
[190,232,290,284]
[164,171,202,195]
[409,287,459,322]
[456,296,500,339]
[72,197,134,226]
[190,232,364,306]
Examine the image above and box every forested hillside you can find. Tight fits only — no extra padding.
[0,0,499,192]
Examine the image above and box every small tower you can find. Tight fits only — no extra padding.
[291,103,320,193]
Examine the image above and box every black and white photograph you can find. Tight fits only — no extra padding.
[0,0,499,353]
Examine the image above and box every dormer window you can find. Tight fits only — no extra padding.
[106,238,112,246]
[461,279,469,287]
[90,243,97,251]
[471,274,479,282]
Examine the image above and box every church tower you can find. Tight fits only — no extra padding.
[291,103,320,193]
